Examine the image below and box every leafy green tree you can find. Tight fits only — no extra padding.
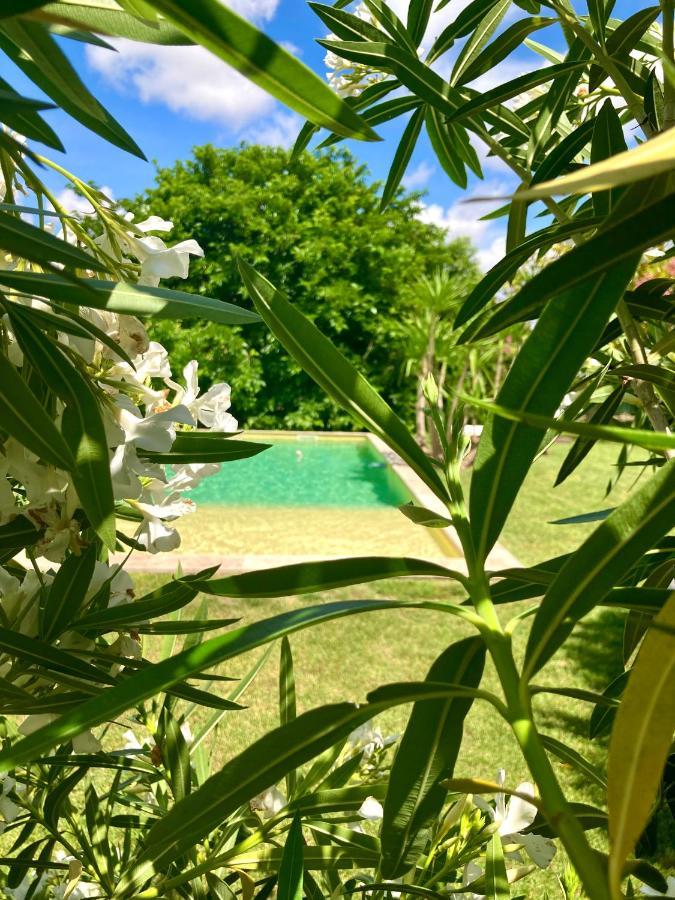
[127,144,473,429]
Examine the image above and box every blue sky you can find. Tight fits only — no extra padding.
[0,0,641,268]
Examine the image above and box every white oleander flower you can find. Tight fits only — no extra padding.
[474,770,556,869]
[96,215,204,288]
[0,775,22,827]
[166,360,238,432]
[133,495,195,554]
[324,3,387,98]
[19,715,102,753]
[358,796,383,820]
[251,786,286,818]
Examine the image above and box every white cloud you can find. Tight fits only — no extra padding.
[87,40,277,130]
[402,160,435,190]
[417,179,513,271]
[54,185,115,216]
[243,111,303,148]
[85,0,282,131]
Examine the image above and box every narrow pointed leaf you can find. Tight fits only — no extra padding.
[194,556,461,598]
[469,255,638,561]
[0,600,458,774]
[278,816,304,900]
[381,638,486,877]
[280,636,297,797]
[380,105,424,210]
[484,833,509,899]
[237,259,449,500]
[0,211,100,270]
[0,351,74,470]
[0,271,260,325]
[42,543,97,640]
[607,593,675,893]
[525,460,675,677]
[115,681,491,895]
[468,191,673,339]
[519,127,675,198]
[0,19,145,158]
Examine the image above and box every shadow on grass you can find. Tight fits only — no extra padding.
[562,608,626,691]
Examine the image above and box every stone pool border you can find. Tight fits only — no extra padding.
[120,429,519,575]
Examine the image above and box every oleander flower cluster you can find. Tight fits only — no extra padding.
[324,2,388,97]
[0,169,235,781]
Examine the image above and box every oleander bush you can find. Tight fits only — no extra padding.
[0,2,672,899]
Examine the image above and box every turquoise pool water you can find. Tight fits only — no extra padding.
[188,436,412,508]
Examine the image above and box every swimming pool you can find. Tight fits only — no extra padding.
[188,434,413,509]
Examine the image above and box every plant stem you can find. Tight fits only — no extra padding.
[663,0,675,130]
[456,522,612,900]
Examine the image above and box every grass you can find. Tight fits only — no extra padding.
[130,441,647,891]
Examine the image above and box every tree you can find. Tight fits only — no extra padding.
[126,144,474,430]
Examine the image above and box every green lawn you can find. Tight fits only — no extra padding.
[131,442,647,892]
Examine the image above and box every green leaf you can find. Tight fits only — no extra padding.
[380,638,486,877]
[0,626,115,686]
[194,556,462,598]
[148,0,379,142]
[519,127,675,199]
[456,16,556,86]
[398,502,453,529]
[428,0,506,63]
[35,2,191,43]
[0,19,145,158]
[484,832,509,899]
[158,705,191,801]
[424,106,467,188]
[463,392,672,455]
[454,216,601,327]
[554,385,626,486]
[505,184,528,254]
[0,211,100,271]
[134,618,239,635]
[468,190,673,339]
[0,76,63,150]
[0,1,52,15]
[450,0,511,85]
[361,0,416,51]
[590,99,627,219]
[42,543,97,640]
[524,460,675,677]
[73,572,208,633]
[115,681,491,894]
[468,254,639,561]
[0,351,74,470]
[445,61,586,124]
[280,636,297,797]
[237,259,449,501]
[0,271,260,325]
[589,6,660,91]
[278,816,304,900]
[0,600,455,774]
[530,118,595,186]
[139,434,270,465]
[589,672,629,739]
[0,516,41,554]
[607,593,675,893]
[407,0,433,46]
[318,40,464,125]
[309,2,388,43]
[540,734,606,789]
[380,104,424,210]
[8,307,116,550]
